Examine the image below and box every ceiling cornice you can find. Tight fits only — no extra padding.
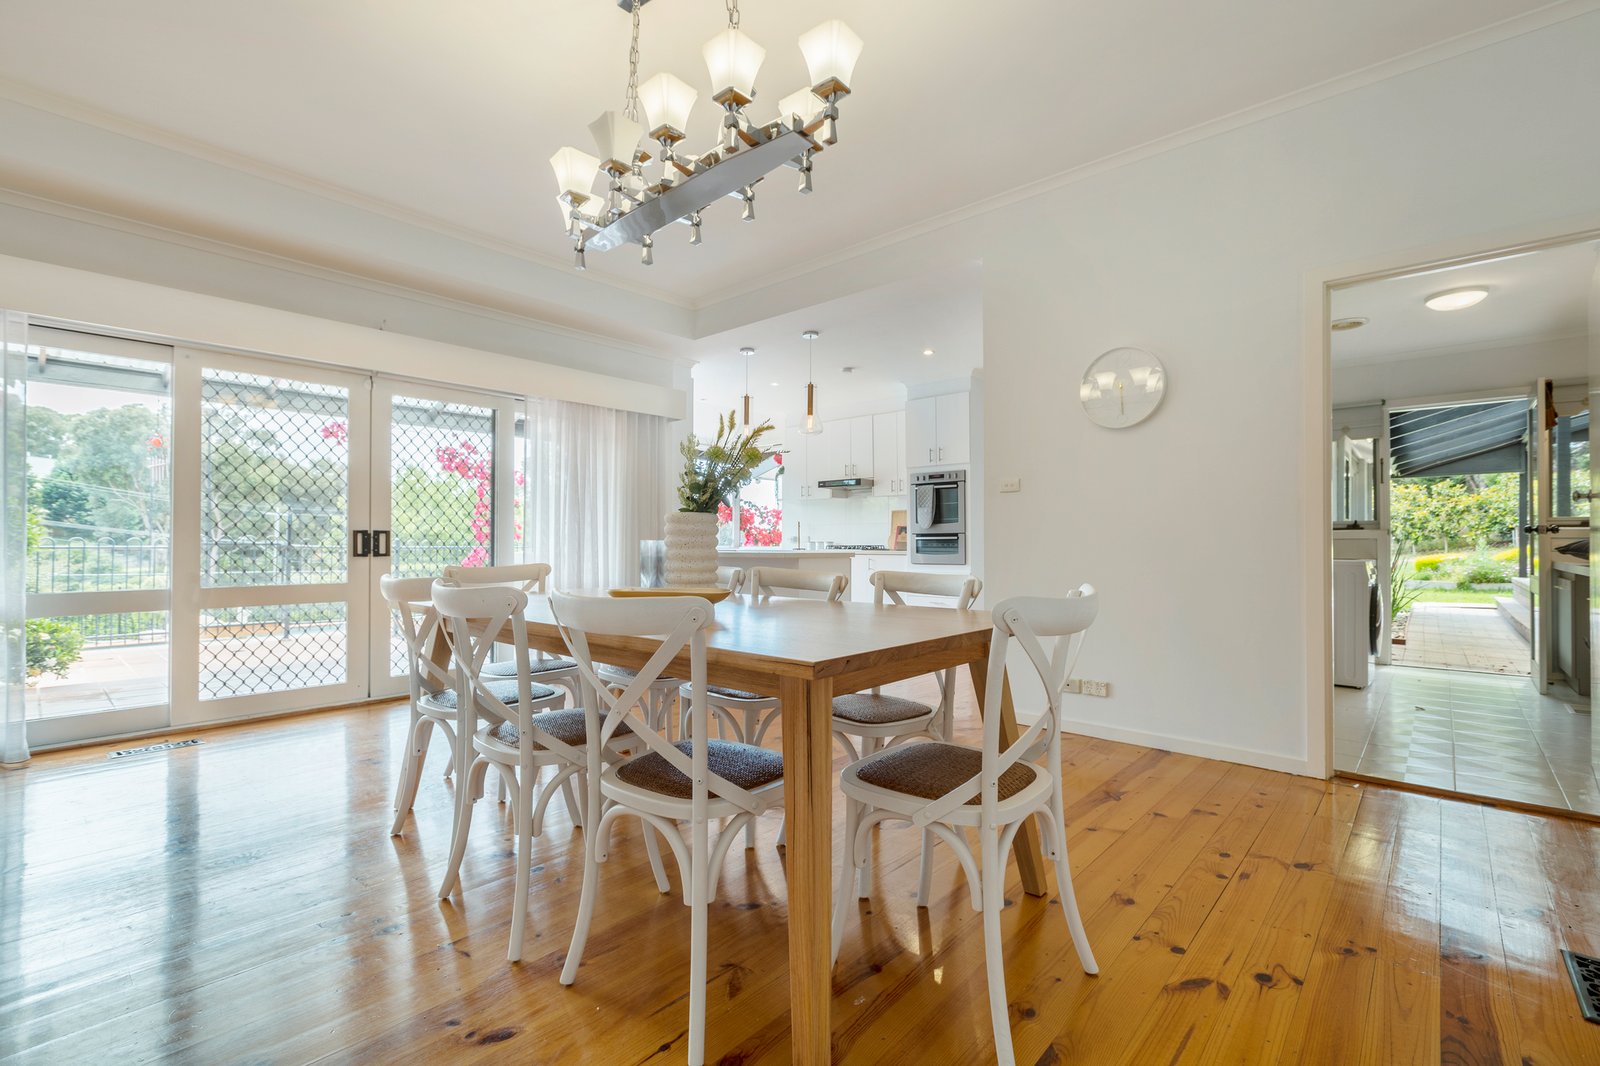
[0,74,694,311]
[0,184,697,368]
[689,0,1600,313]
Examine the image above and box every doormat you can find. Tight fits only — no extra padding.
[108,738,204,759]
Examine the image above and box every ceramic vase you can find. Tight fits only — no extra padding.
[663,510,719,587]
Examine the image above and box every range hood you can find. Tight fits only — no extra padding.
[816,477,874,497]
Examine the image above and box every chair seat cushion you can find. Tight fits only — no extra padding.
[615,739,783,798]
[853,742,1037,805]
[601,666,682,687]
[488,709,630,748]
[481,657,577,678]
[831,693,934,726]
[432,677,557,709]
[706,684,769,701]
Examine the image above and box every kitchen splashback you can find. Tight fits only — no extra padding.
[783,494,900,549]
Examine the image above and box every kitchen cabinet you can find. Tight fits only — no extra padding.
[872,410,906,496]
[848,551,972,604]
[817,415,875,480]
[906,391,970,468]
[783,435,818,499]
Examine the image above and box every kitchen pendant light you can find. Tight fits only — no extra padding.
[739,346,755,428]
[800,329,822,435]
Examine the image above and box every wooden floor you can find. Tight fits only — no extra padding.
[3,678,1600,1065]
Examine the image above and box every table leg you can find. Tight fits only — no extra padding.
[967,659,1049,897]
[781,674,833,1066]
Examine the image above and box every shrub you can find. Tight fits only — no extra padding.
[1457,552,1512,588]
[1412,555,1445,573]
[26,617,84,679]
[1491,547,1517,564]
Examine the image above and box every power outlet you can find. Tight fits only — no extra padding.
[1062,678,1081,694]
[1080,679,1110,698]
[999,478,1022,493]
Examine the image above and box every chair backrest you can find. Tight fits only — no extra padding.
[871,570,982,609]
[915,585,1098,827]
[430,580,581,759]
[716,566,746,593]
[380,574,449,698]
[551,592,767,817]
[442,562,552,595]
[745,566,847,603]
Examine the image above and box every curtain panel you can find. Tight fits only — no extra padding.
[2,310,28,767]
[522,398,669,590]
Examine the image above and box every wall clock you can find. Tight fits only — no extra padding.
[1079,347,1167,428]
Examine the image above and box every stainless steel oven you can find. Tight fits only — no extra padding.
[912,469,964,535]
[911,532,966,565]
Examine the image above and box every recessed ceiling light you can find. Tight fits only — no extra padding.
[1424,287,1488,311]
[922,348,935,356]
[1330,317,1368,332]
[770,381,780,387]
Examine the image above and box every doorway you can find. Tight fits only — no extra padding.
[1326,235,1600,815]
[22,327,516,748]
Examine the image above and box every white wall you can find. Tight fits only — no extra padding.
[1333,334,1586,406]
[697,13,1600,774]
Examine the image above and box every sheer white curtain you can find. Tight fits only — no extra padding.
[2,311,29,768]
[522,398,669,590]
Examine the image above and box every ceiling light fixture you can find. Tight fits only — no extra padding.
[1329,317,1368,331]
[921,348,934,356]
[552,0,862,269]
[1424,287,1488,311]
[800,329,822,435]
[739,346,755,427]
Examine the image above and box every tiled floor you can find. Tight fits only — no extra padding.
[1390,601,1530,675]
[1335,664,1599,815]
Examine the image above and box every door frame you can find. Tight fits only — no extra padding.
[1306,223,1600,779]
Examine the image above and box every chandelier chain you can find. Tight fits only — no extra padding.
[725,0,740,30]
[624,0,642,122]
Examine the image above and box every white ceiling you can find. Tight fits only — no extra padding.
[1330,238,1598,364]
[688,261,981,435]
[0,0,1573,310]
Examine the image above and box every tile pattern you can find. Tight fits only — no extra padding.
[1390,602,1530,675]
[1335,664,1599,814]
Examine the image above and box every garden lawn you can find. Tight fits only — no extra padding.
[1409,588,1503,606]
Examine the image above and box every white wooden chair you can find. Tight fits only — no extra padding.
[431,580,665,962]
[837,570,983,900]
[382,575,460,836]
[831,586,1100,1066]
[553,592,785,1066]
[442,563,580,703]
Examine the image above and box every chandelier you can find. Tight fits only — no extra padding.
[550,0,863,269]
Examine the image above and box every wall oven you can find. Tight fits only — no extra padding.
[911,532,966,565]
[912,469,964,535]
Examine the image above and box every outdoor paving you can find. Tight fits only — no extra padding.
[1390,601,1530,675]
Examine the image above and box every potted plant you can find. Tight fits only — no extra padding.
[667,411,776,586]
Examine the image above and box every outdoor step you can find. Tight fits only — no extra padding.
[1511,575,1533,610]
[1496,595,1533,642]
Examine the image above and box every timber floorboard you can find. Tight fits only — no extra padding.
[3,677,1600,1065]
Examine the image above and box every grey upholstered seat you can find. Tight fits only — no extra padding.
[706,684,767,701]
[614,739,783,798]
[831,693,934,725]
[487,708,630,749]
[481,656,577,678]
[430,676,557,709]
[852,742,1037,804]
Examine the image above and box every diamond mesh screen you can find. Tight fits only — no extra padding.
[388,396,497,579]
[199,602,347,699]
[200,369,350,588]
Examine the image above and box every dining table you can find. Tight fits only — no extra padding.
[505,592,1049,1065]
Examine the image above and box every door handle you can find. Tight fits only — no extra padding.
[351,530,371,557]
[371,530,391,557]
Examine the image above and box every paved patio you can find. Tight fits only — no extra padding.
[1391,601,1530,675]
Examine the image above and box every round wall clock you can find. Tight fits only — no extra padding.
[1079,347,1167,428]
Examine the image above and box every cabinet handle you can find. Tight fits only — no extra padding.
[938,447,944,461]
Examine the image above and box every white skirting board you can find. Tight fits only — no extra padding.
[1015,710,1317,778]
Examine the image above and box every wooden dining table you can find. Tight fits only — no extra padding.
[508,592,1048,1065]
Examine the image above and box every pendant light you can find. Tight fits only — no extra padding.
[800,329,822,435]
[739,346,755,428]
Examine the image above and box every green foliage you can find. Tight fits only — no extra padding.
[39,472,91,524]
[1390,474,1518,552]
[1390,540,1425,622]
[26,616,83,679]
[677,411,777,514]
[1455,550,1512,590]
[1412,555,1443,573]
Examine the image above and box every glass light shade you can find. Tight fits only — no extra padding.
[703,28,765,102]
[1078,382,1099,403]
[1129,367,1151,387]
[1424,287,1488,311]
[798,20,863,95]
[550,146,600,203]
[777,88,825,126]
[638,72,698,138]
[1094,371,1118,391]
[588,110,642,171]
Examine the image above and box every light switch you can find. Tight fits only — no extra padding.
[999,478,1021,493]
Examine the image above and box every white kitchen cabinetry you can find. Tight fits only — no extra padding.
[906,392,970,468]
[871,410,906,496]
[817,415,875,480]
[848,551,972,604]
[783,436,817,499]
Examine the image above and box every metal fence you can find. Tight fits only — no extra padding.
[28,536,170,594]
